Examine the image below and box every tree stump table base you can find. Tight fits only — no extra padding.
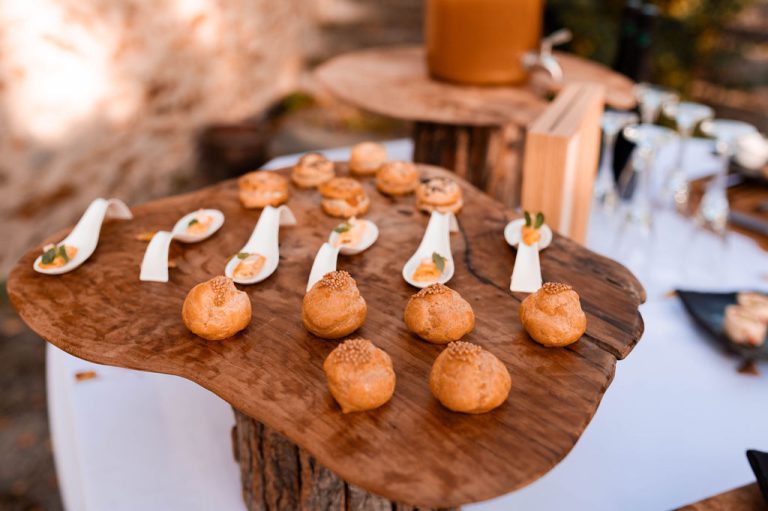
[232,408,458,511]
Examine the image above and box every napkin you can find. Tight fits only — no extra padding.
[747,449,768,504]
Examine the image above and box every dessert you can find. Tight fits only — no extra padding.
[349,141,388,176]
[185,210,214,236]
[37,243,78,270]
[302,270,367,339]
[323,338,396,413]
[182,276,252,341]
[318,177,370,218]
[519,282,587,347]
[521,211,545,246]
[416,176,463,214]
[376,161,420,195]
[238,171,289,209]
[332,217,367,248]
[724,305,766,347]
[412,252,447,284]
[737,292,768,323]
[404,283,475,343]
[429,341,511,414]
[291,153,335,188]
[232,252,266,280]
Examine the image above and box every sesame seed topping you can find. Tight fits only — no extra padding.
[209,276,231,306]
[332,338,373,365]
[444,341,483,362]
[318,270,353,290]
[416,283,449,297]
[542,282,572,295]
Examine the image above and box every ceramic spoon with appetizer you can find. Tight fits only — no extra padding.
[402,210,458,288]
[225,205,296,285]
[139,208,224,282]
[508,211,548,293]
[35,197,133,275]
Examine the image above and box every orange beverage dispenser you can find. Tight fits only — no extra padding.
[425,0,544,85]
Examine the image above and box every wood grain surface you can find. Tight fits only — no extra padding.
[315,46,635,128]
[676,483,765,510]
[8,163,645,508]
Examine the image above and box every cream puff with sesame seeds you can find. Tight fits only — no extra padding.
[323,338,396,413]
[429,341,511,414]
[519,282,587,347]
[415,176,463,214]
[318,177,370,218]
[302,270,367,339]
[404,284,474,344]
[376,161,420,196]
[349,141,388,176]
[182,276,252,341]
[238,171,290,209]
[291,153,335,188]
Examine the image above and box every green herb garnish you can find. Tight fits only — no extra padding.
[236,252,250,260]
[432,252,446,273]
[333,222,352,234]
[58,245,69,263]
[41,246,57,265]
[524,211,532,227]
[188,218,199,227]
[534,212,545,229]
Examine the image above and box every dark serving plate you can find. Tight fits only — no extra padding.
[677,290,768,360]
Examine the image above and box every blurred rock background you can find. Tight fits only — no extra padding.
[0,0,766,509]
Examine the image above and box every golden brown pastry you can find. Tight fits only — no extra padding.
[376,161,420,196]
[429,341,511,414]
[238,171,289,209]
[182,276,252,341]
[404,283,475,343]
[302,270,367,339]
[416,176,463,214]
[323,338,396,413]
[519,282,587,347]
[291,153,335,188]
[349,141,388,176]
[318,177,370,218]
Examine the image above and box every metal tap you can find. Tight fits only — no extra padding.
[522,29,573,84]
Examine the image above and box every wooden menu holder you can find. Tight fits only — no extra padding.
[521,83,605,243]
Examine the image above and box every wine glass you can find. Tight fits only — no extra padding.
[594,110,639,210]
[695,119,757,235]
[660,102,714,211]
[634,83,678,124]
[621,124,678,231]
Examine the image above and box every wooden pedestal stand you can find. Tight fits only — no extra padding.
[316,46,635,207]
[9,163,644,510]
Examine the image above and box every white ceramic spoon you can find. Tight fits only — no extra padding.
[504,219,553,251]
[510,240,543,293]
[402,211,458,288]
[306,242,341,292]
[33,198,133,275]
[225,205,297,285]
[139,208,225,283]
[327,218,379,255]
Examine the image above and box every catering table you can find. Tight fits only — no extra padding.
[45,139,767,511]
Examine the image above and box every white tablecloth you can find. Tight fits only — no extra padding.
[48,139,768,511]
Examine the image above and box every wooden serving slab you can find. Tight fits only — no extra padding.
[8,163,645,508]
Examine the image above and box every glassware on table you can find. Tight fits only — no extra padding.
[660,102,714,211]
[634,83,679,124]
[620,124,678,231]
[694,119,758,235]
[594,110,639,211]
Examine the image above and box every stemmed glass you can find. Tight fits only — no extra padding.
[660,102,714,211]
[621,124,678,231]
[634,83,679,124]
[594,110,639,210]
[695,119,758,235]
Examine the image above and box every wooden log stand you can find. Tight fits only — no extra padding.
[316,46,635,207]
[8,163,645,510]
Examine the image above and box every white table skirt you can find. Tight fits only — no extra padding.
[48,138,768,511]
